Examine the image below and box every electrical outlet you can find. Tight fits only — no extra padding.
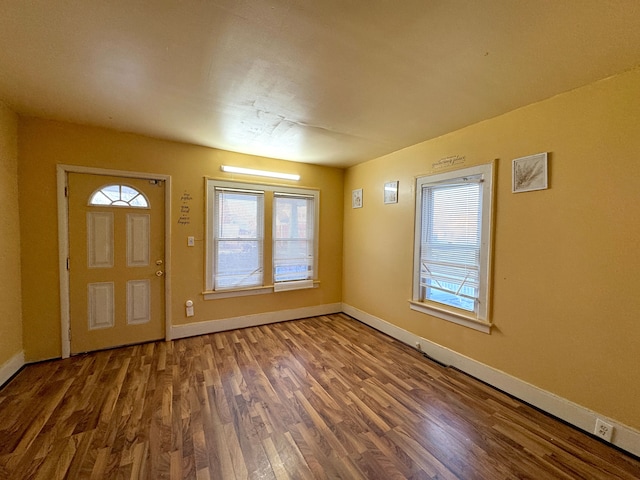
[594,418,614,442]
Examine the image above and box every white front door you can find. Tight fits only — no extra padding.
[68,173,165,354]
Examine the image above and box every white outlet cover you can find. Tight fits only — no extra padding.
[594,418,614,442]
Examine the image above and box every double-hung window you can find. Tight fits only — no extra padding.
[411,163,494,333]
[206,179,319,298]
[212,187,264,290]
[273,193,316,290]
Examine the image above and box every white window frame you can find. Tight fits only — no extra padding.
[211,186,265,291]
[410,163,494,333]
[205,179,319,299]
[273,192,317,292]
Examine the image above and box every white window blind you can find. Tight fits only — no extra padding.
[213,188,264,290]
[420,177,482,312]
[411,163,493,330]
[273,193,315,284]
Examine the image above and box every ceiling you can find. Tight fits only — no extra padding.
[1,1,640,168]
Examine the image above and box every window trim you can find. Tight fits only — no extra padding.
[410,163,494,333]
[205,178,319,299]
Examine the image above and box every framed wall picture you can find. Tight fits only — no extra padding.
[352,188,363,208]
[512,152,548,193]
[384,181,398,204]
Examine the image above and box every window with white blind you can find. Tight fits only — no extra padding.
[411,163,494,333]
[212,187,264,290]
[273,193,316,290]
[206,179,319,298]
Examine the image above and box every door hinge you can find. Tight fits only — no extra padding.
[65,186,69,197]
[66,257,70,270]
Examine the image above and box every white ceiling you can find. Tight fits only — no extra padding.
[2,1,640,168]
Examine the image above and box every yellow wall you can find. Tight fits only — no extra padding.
[343,67,640,430]
[11,64,640,433]
[18,119,343,361]
[0,102,23,366]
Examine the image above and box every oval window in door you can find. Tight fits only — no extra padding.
[88,184,149,208]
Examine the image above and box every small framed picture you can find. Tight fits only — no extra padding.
[384,181,398,204]
[512,152,548,193]
[352,188,363,208]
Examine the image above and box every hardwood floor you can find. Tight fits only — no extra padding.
[1,314,639,479]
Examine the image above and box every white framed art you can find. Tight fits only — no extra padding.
[384,181,398,204]
[512,152,548,193]
[352,188,363,208]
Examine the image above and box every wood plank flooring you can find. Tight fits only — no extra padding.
[1,313,639,479]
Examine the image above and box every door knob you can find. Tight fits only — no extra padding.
[156,270,164,277]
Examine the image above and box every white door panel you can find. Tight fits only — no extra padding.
[87,212,114,268]
[127,279,151,325]
[87,282,115,330]
[126,213,150,267]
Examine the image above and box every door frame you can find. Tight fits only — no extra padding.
[57,164,172,358]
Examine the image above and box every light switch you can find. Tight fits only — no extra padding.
[187,236,195,247]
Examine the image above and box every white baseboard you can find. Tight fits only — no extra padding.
[342,303,640,458]
[171,303,343,340]
[0,350,25,388]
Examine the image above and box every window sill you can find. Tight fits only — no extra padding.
[273,279,314,292]
[408,300,492,334]
[203,281,319,300]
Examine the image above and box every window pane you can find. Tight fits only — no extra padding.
[274,239,313,282]
[274,195,314,282]
[214,190,264,289]
[215,240,262,289]
[129,195,148,207]
[88,184,149,208]
[218,193,260,239]
[89,191,112,205]
[420,180,482,311]
[120,186,140,202]
[102,185,121,201]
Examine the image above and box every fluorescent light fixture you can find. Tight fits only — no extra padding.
[220,165,300,181]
